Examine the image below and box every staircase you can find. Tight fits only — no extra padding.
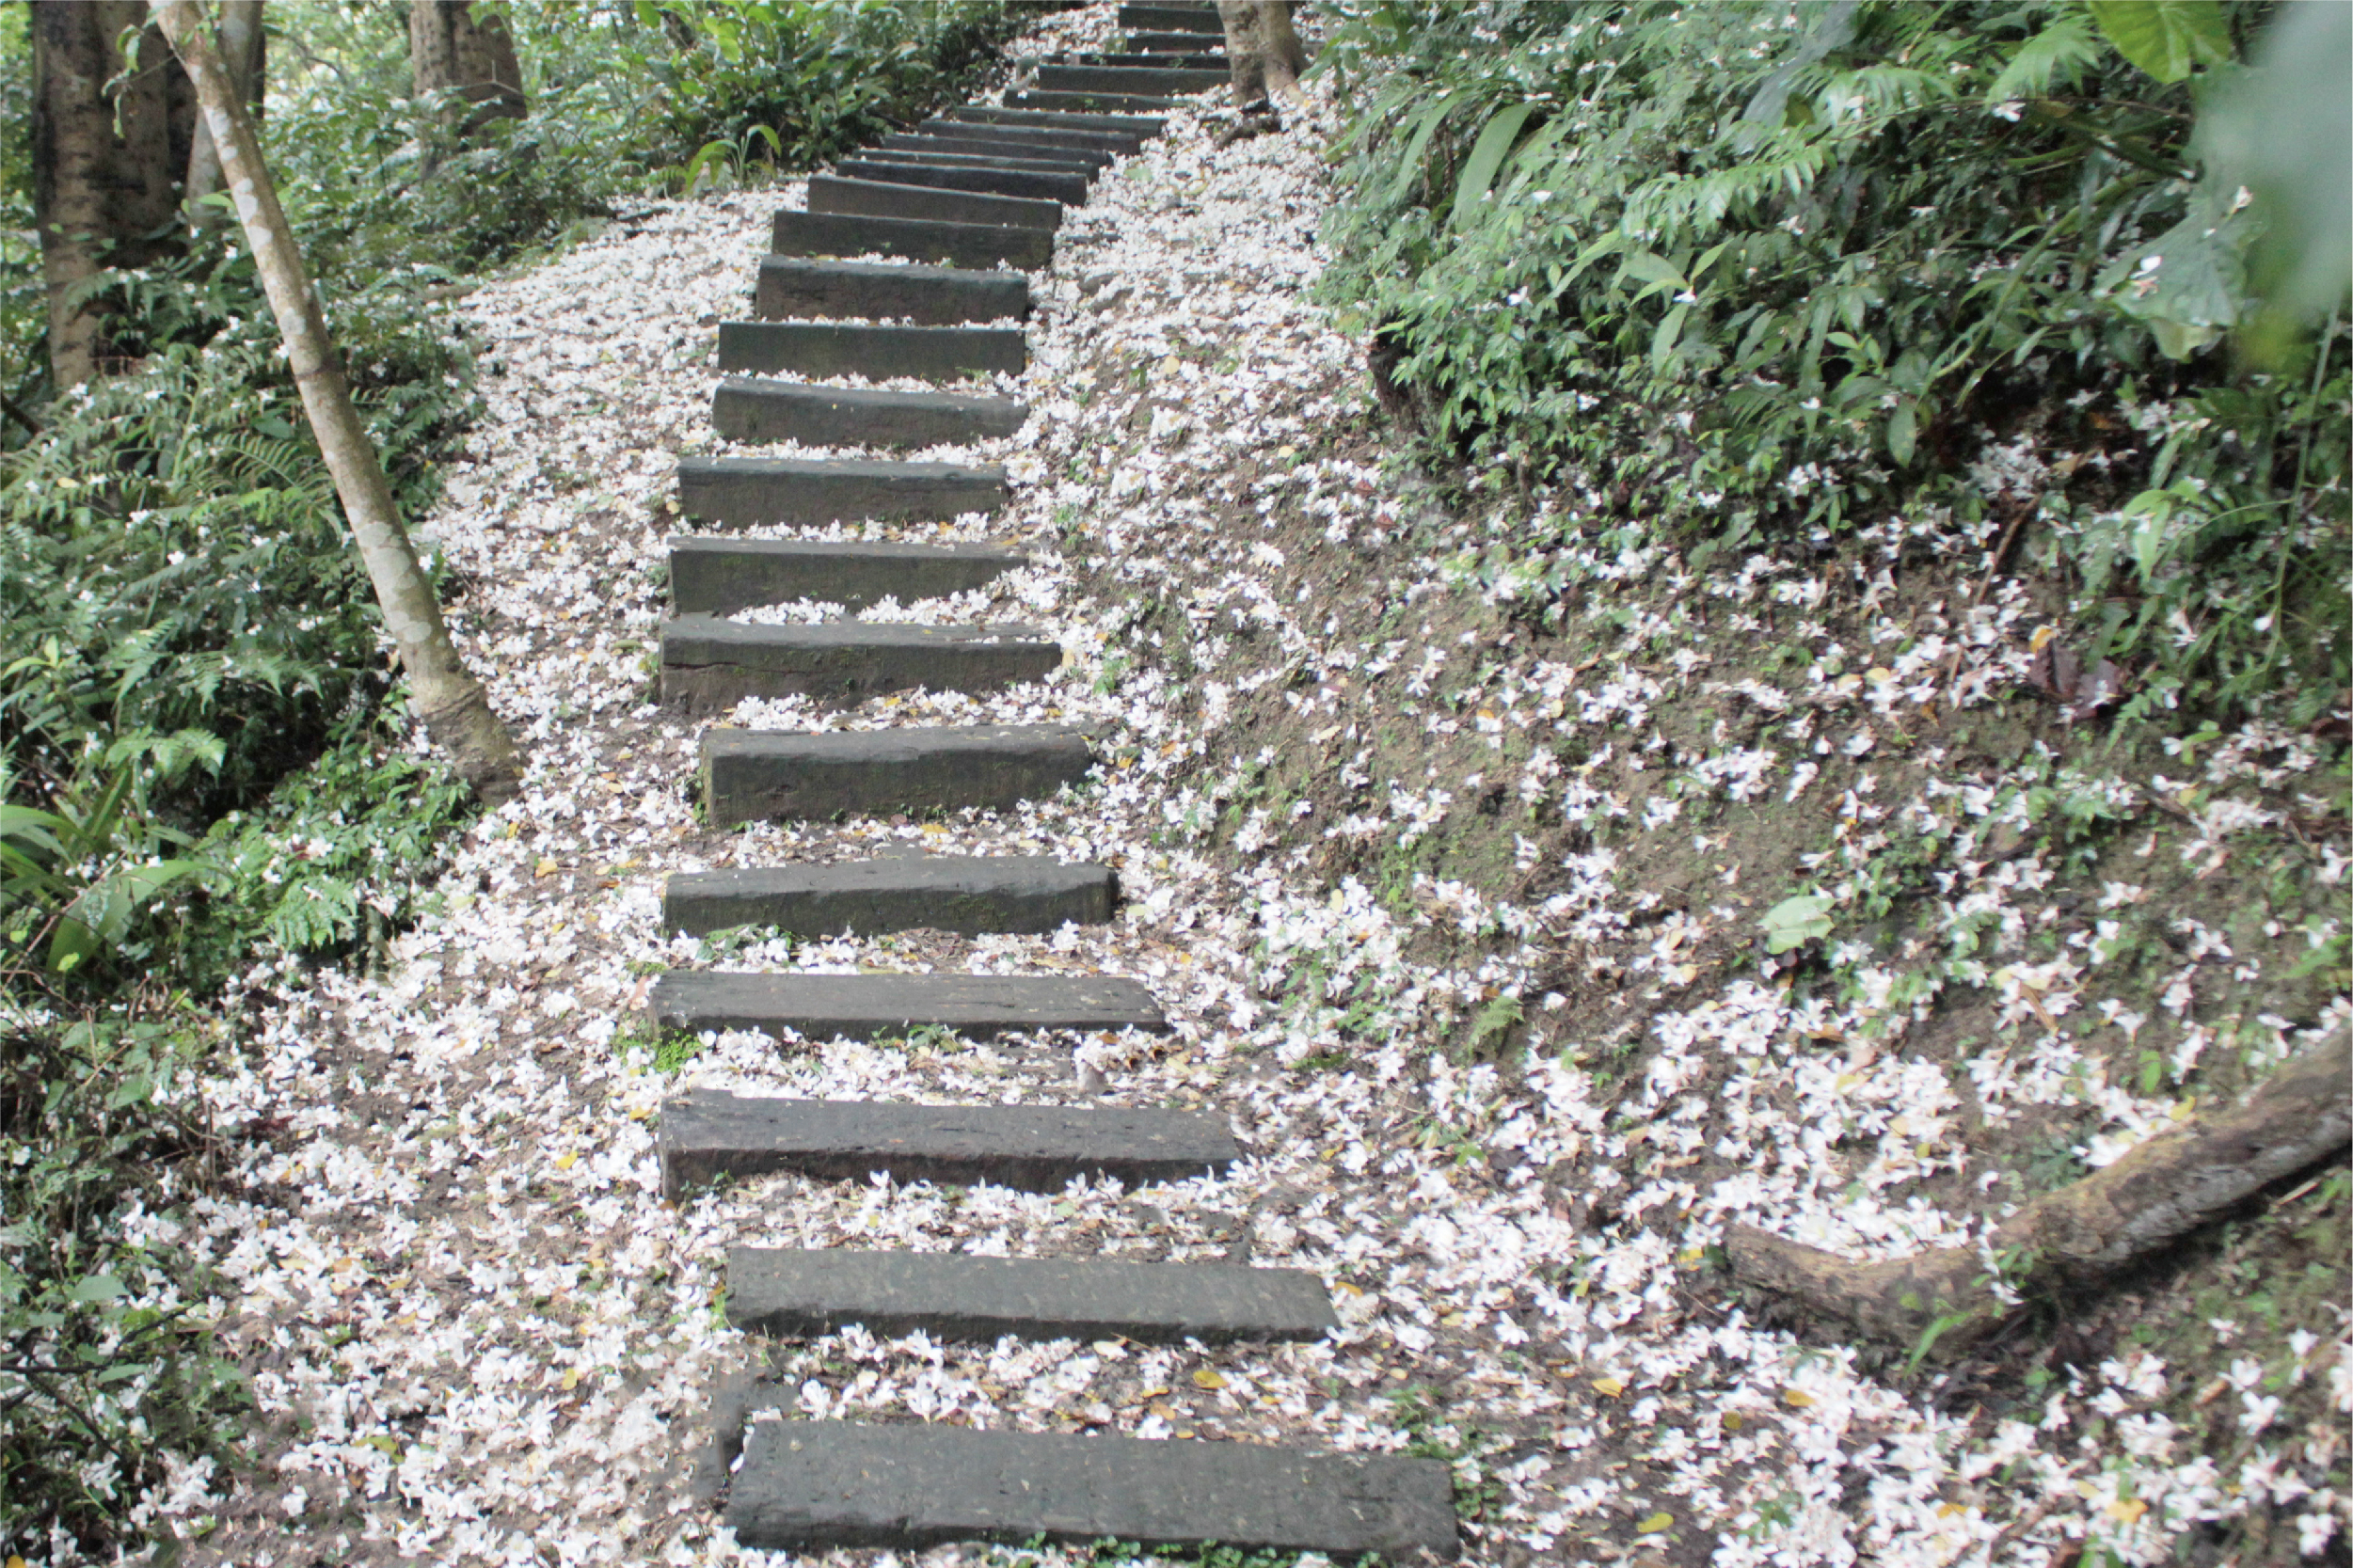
[652,3,1460,1559]
[644,6,1449,1560]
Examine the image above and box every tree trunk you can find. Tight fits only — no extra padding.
[1725,1031,2352,1358]
[1216,1,1306,113]
[406,0,527,165]
[184,0,266,226]
[31,0,196,388]
[151,0,524,807]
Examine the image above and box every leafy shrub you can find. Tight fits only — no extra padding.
[1318,0,2350,721]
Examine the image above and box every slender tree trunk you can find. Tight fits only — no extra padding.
[1216,1,1305,113]
[151,0,524,807]
[184,0,266,226]
[31,0,196,388]
[406,0,527,167]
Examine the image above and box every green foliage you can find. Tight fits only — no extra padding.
[1318,0,2350,723]
[0,1015,249,1557]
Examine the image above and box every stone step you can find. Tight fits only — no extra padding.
[647,971,1168,1040]
[660,617,1059,710]
[726,1421,1459,1559]
[658,1090,1241,1197]
[677,456,1007,529]
[727,1248,1339,1344]
[1071,47,1226,67]
[663,856,1116,937]
[859,145,1101,180]
[835,158,1087,208]
[771,210,1054,271]
[755,256,1027,326]
[808,175,1062,232]
[701,723,1093,825]
[1008,89,1184,115]
[668,537,1026,617]
[914,116,1148,157]
[712,378,1028,449]
[876,133,1110,171]
[1120,2,1224,33]
[1035,63,1227,94]
[943,105,1168,137]
[718,321,1025,383]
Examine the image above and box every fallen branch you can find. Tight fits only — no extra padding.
[1725,1031,2351,1357]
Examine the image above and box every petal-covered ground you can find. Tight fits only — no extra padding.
[150,11,2347,1568]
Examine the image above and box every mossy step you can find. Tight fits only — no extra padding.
[834,157,1088,207]
[675,456,1009,529]
[808,174,1063,232]
[754,257,1028,326]
[667,536,1026,616]
[716,323,1025,383]
[657,1089,1240,1197]
[660,617,1058,710]
[662,855,1114,938]
[712,377,1028,449]
[769,210,1054,271]
[726,1248,1339,1344]
[647,971,1167,1040]
[726,1421,1459,1559]
[699,723,1093,824]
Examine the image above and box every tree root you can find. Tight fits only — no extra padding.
[1725,1031,2351,1358]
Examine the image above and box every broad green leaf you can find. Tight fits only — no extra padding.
[1450,102,1539,230]
[1887,402,1917,466]
[1761,894,1836,954]
[2087,0,2234,83]
[69,1275,126,1305]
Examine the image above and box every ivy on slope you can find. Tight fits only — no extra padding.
[1317,0,2349,723]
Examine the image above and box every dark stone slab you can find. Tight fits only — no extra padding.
[876,133,1110,171]
[755,256,1028,326]
[726,1421,1460,1559]
[1126,31,1231,55]
[668,536,1026,616]
[861,146,1102,178]
[712,378,1028,449]
[647,972,1168,1040]
[1036,64,1226,94]
[944,105,1168,137]
[808,176,1063,232]
[914,117,1148,157]
[663,856,1116,937]
[770,210,1054,271]
[660,617,1059,710]
[835,158,1088,207]
[717,323,1026,382]
[1069,47,1227,67]
[657,1090,1241,1197]
[727,1248,1339,1344]
[1008,90,1184,115]
[676,456,1008,528]
[700,723,1095,825]
[1119,2,1224,32]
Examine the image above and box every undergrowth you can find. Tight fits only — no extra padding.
[1317,0,2350,725]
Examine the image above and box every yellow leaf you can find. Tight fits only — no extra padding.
[561,1367,580,1391]
[2029,625,2057,653]
[1591,1376,1626,1398]
[1636,1512,1674,1534]
[1677,1246,1705,1265]
[1192,1369,1227,1391]
[555,1151,578,1171]
[535,857,559,878]
[2106,1497,2147,1525]
[922,823,947,835]
[1783,1388,1816,1409]
[1723,1412,1743,1431]
[11,1556,32,1568]
[1937,1502,1966,1518]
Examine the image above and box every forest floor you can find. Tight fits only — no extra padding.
[147,9,2348,1567]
